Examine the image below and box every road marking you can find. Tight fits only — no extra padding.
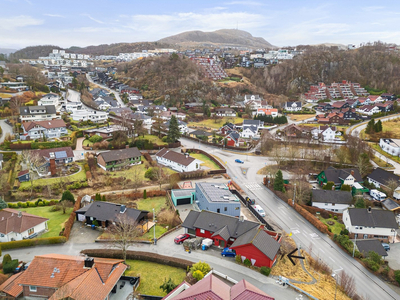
[334,267,343,273]
[310,233,320,239]
[288,216,293,220]
[319,248,325,253]
[244,182,263,190]
[329,257,335,262]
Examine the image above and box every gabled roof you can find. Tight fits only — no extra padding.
[356,239,388,257]
[190,129,212,137]
[230,227,280,260]
[182,210,260,240]
[243,119,263,127]
[322,167,363,184]
[228,132,240,143]
[19,105,56,115]
[0,208,48,235]
[0,272,23,297]
[22,119,66,132]
[243,125,258,133]
[347,208,398,228]
[156,148,197,167]
[231,279,275,300]
[98,147,141,163]
[367,168,400,187]
[312,190,353,204]
[33,147,74,160]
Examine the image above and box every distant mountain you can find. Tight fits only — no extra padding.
[0,48,18,55]
[158,29,275,49]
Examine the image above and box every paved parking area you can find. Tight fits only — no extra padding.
[109,280,134,300]
[385,242,400,270]
[68,221,102,244]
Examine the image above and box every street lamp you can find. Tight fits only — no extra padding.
[331,273,338,300]
[352,229,358,258]
[153,208,156,245]
[392,228,396,244]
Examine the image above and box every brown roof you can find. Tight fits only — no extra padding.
[17,170,29,177]
[0,272,23,297]
[16,254,126,300]
[33,147,74,160]
[22,119,66,132]
[156,148,196,167]
[0,208,48,235]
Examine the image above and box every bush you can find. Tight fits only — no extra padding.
[61,190,75,204]
[49,200,58,206]
[334,215,338,220]
[260,266,271,276]
[190,261,211,276]
[235,254,242,264]
[2,254,11,265]
[244,258,251,267]
[3,259,18,274]
[192,270,204,281]
[28,201,37,207]
[21,202,28,208]
[144,168,156,180]
[50,205,61,212]
[17,202,22,207]
[89,135,103,143]
[395,270,400,285]
[43,200,50,206]
[0,237,67,250]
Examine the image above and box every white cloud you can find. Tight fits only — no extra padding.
[44,14,65,18]
[362,6,385,12]
[225,1,264,6]
[82,14,105,24]
[0,15,43,30]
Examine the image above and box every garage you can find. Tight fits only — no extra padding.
[177,197,191,205]
[171,189,195,206]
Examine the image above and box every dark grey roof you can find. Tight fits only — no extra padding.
[191,130,212,137]
[19,105,56,115]
[367,168,400,187]
[171,189,195,198]
[382,198,400,211]
[228,132,240,142]
[196,182,239,204]
[243,125,257,133]
[211,225,231,241]
[348,208,398,228]
[243,120,262,127]
[356,239,388,257]
[323,167,363,184]
[231,227,281,260]
[99,147,141,163]
[75,201,148,223]
[182,210,260,240]
[312,190,353,204]
[286,101,302,107]
[164,119,187,127]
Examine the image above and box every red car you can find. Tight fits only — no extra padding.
[174,233,190,244]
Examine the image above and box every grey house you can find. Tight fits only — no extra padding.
[195,182,241,217]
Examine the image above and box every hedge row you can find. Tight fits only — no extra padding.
[142,152,153,162]
[0,236,67,250]
[63,196,82,240]
[106,190,166,201]
[300,205,341,220]
[8,199,58,208]
[81,249,193,270]
[290,201,332,235]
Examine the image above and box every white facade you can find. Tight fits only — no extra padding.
[380,138,400,157]
[241,127,258,138]
[71,109,108,123]
[0,220,47,242]
[356,106,380,115]
[21,124,68,140]
[38,94,61,112]
[155,154,202,173]
[312,126,339,141]
[65,101,83,112]
[285,102,302,111]
[312,202,350,213]
[20,107,58,122]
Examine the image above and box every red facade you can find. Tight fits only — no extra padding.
[226,138,236,147]
[231,244,277,268]
[195,229,233,247]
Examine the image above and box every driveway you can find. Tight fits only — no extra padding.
[68,221,102,243]
[0,119,13,144]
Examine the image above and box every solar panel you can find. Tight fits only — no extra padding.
[55,151,67,159]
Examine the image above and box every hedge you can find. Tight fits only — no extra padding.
[0,236,67,250]
[106,190,166,201]
[62,196,82,240]
[3,259,18,274]
[142,152,153,162]
[290,202,331,235]
[81,249,193,270]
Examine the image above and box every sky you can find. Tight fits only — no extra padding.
[1,0,400,49]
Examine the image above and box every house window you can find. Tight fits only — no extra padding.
[224,207,227,211]
[28,228,34,235]
[200,229,205,234]
[217,209,220,213]
[29,286,37,292]
[0,234,4,237]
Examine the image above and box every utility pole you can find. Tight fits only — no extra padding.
[153,208,156,245]
[292,183,296,206]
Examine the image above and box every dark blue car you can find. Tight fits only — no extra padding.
[221,248,236,257]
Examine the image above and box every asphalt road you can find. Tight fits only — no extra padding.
[0,119,13,144]
[180,137,400,300]
[86,74,125,108]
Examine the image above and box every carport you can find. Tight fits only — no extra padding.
[171,189,195,206]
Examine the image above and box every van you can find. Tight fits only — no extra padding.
[253,205,266,217]
[370,189,387,201]
[382,243,390,251]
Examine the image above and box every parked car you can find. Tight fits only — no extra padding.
[382,243,390,251]
[235,159,244,164]
[245,197,255,205]
[14,262,25,273]
[253,205,266,217]
[174,233,191,244]
[221,248,236,257]
[23,261,31,270]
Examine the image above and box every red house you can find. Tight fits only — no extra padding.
[182,210,281,267]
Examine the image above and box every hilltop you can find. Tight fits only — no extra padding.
[158,29,275,49]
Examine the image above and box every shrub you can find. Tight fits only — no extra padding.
[2,254,11,265]
[329,214,332,218]
[17,202,22,207]
[334,215,338,220]
[190,261,211,275]
[192,270,204,281]
[43,200,50,206]
[395,270,400,285]
[50,205,61,212]
[143,189,147,199]
[235,254,242,264]
[28,201,36,207]
[260,266,271,276]
[244,258,251,267]
[92,220,99,227]
[61,190,75,203]
[3,259,18,274]
[89,135,103,143]
[0,237,67,250]
[144,168,155,180]
[49,200,58,206]
[21,202,28,208]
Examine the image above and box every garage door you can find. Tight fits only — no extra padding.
[177,197,191,205]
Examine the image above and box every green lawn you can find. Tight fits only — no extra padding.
[135,135,166,145]
[16,206,73,238]
[188,117,244,129]
[82,139,93,146]
[371,143,400,163]
[20,162,87,189]
[125,260,186,296]
[190,153,221,170]
[320,218,345,235]
[136,197,166,214]
[139,225,168,241]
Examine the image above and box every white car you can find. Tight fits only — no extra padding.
[253,205,266,217]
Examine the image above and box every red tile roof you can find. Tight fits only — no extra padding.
[0,272,23,297]
[156,148,197,167]
[0,208,48,235]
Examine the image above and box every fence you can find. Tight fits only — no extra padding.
[182,135,253,152]
[184,148,226,174]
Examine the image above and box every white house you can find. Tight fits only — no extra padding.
[380,138,400,156]
[215,108,236,117]
[155,148,203,172]
[71,109,108,123]
[0,208,48,242]
[356,105,380,115]
[21,119,67,140]
[312,125,339,141]
[19,105,58,122]
[164,119,188,134]
[366,168,400,189]
[256,108,278,117]
[38,93,61,112]
[284,101,302,112]
[94,99,111,110]
[241,126,258,138]
[343,207,398,242]
[312,190,353,213]
[65,101,82,112]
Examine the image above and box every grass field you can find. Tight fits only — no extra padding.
[140,225,168,241]
[82,139,93,146]
[320,217,344,235]
[0,93,13,98]
[190,153,221,170]
[17,206,73,238]
[370,143,400,163]
[136,197,166,214]
[19,162,86,189]
[188,117,244,129]
[134,135,166,145]
[287,114,316,122]
[125,260,186,296]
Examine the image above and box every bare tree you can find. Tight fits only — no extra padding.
[107,213,141,262]
[154,165,167,190]
[21,150,41,198]
[385,179,399,198]
[272,146,286,167]
[57,200,73,214]
[293,176,311,205]
[131,166,142,193]
[356,153,373,177]
[339,271,357,298]
[133,118,145,138]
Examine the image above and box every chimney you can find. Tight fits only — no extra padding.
[84,257,94,269]
[368,206,372,213]
[239,215,244,222]
[18,211,22,218]
[120,205,126,214]
[351,170,354,176]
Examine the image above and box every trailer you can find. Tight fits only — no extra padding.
[370,189,387,201]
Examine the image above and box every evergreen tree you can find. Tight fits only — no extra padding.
[375,120,383,132]
[167,115,181,142]
[102,195,106,201]
[365,119,376,134]
[61,190,75,204]
[160,278,178,294]
[323,181,335,190]
[0,197,7,210]
[273,170,285,192]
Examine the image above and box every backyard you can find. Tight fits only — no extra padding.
[136,196,166,214]
[370,143,400,163]
[134,135,166,145]
[190,153,221,170]
[320,217,344,235]
[125,260,186,296]
[188,117,244,129]
[16,206,73,238]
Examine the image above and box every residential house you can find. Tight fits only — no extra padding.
[244,94,262,103]
[316,102,333,111]
[17,170,30,182]
[367,168,400,189]
[83,125,128,139]
[195,182,241,217]
[94,99,111,110]
[137,105,167,115]
[219,122,236,135]
[356,239,388,258]
[317,167,363,189]
[284,101,302,112]
[38,93,61,112]
[71,109,108,123]
[331,101,349,110]
[97,147,141,171]
[311,190,353,213]
[256,108,278,117]
[346,99,360,108]
[379,138,400,156]
[381,93,397,101]
[241,119,264,130]
[343,109,359,120]
[182,210,280,266]
[32,147,75,176]
[367,95,383,103]
[189,130,213,142]
[356,105,380,115]
[159,111,187,121]
[75,201,148,228]
[163,274,275,300]
[0,208,48,242]
[282,124,312,138]
[65,101,82,112]
[343,207,398,242]
[0,254,127,299]
[225,131,243,147]
[215,107,236,117]
[19,105,58,122]
[317,112,346,125]
[376,101,393,112]
[170,189,196,206]
[164,119,188,134]
[241,125,259,138]
[21,119,67,141]
[155,148,202,172]
[311,125,340,141]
